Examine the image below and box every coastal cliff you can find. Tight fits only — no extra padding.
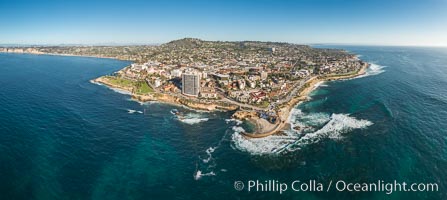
[93,77,238,112]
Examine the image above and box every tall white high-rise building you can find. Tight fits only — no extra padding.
[181,69,201,96]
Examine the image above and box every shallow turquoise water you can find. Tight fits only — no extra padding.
[0,46,446,199]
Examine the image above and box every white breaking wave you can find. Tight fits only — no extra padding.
[295,111,331,127]
[89,80,103,86]
[173,112,209,125]
[231,110,373,155]
[127,98,155,106]
[287,107,302,122]
[231,133,299,155]
[313,81,326,89]
[127,109,143,114]
[225,118,243,125]
[352,63,386,79]
[194,170,216,180]
[297,113,373,143]
[138,101,155,106]
[195,130,230,180]
[231,126,246,133]
[364,63,386,77]
[180,118,209,125]
[194,148,218,180]
[110,87,132,95]
[202,147,216,163]
[288,108,331,128]
[180,118,209,124]
[90,80,132,95]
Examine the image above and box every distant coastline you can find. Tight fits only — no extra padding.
[0,49,124,61]
[1,48,239,111]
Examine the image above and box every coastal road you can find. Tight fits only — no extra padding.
[276,78,308,105]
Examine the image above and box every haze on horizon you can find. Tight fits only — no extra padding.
[1,0,446,47]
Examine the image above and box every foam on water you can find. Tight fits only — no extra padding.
[89,80,132,95]
[193,170,216,180]
[367,63,386,76]
[352,63,386,79]
[202,147,216,163]
[287,108,330,129]
[127,109,143,114]
[313,81,326,89]
[171,111,209,125]
[194,128,230,180]
[231,133,299,155]
[225,118,243,125]
[229,61,381,155]
[139,101,155,106]
[295,111,331,127]
[287,108,306,129]
[180,118,209,125]
[110,87,132,95]
[231,110,373,155]
[89,80,103,86]
[231,126,246,133]
[297,113,373,144]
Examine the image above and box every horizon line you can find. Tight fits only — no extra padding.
[0,39,446,48]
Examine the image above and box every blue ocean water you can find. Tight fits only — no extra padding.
[0,46,446,199]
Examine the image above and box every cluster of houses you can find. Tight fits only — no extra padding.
[2,39,365,108]
[119,52,363,106]
[228,90,267,104]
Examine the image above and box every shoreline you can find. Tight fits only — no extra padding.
[3,50,369,138]
[92,77,239,112]
[93,63,369,139]
[241,63,369,138]
[1,51,240,112]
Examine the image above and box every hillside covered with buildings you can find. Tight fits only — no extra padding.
[1,38,368,136]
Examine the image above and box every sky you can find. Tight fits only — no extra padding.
[0,0,446,46]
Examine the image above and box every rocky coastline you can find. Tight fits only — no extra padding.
[92,77,238,112]
[239,63,369,138]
